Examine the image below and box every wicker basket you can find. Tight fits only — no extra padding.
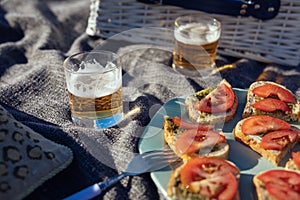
[86,0,300,67]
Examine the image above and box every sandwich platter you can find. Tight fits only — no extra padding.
[138,88,300,200]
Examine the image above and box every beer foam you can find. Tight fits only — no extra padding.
[67,61,121,98]
[174,23,220,45]
[78,59,105,73]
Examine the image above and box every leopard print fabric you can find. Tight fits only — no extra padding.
[0,105,73,200]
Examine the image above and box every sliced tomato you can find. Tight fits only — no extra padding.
[253,98,291,113]
[252,83,295,103]
[190,173,238,200]
[260,129,298,150]
[172,117,213,130]
[292,152,300,169]
[258,169,300,187]
[257,170,300,200]
[194,82,235,113]
[266,183,300,200]
[180,157,239,200]
[241,115,291,135]
[174,129,226,155]
[181,157,240,185]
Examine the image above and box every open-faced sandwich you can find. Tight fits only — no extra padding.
[185,79,238,125]
[233,115,300,166]
[164,116,229,161]
[285,151,300,171]
[242,81,300,122]
[167,156,240,200]
[253,169,300,200]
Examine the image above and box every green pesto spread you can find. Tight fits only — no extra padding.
[195,86,217,101]
[199,112,211,119]
[167,118,179,131]
[174,176,208,199]
[194,86,217,119]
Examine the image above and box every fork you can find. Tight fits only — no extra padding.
[63,149,178,200]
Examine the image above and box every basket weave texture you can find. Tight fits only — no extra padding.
[86,0,300,66]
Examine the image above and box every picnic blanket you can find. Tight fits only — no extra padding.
[1,0,300,199]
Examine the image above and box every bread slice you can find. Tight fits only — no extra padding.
[167,157,240,200]
[185,79,238,125]
[285,159,299,171]
[253,175,269,200]
[285,152,300,171]
[243,81,300,122]
[253,169,300,200]
[233,117,300,166]
[164,116,229,162]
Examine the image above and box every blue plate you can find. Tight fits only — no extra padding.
[138,88,300,200]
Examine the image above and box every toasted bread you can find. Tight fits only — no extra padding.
[242,81,300,122]
[253,175,269,200]
[167,157,240,200]
[253,169,300,200]
[285,152,300,171]
[185,79,238,125]
[164,116,229,161]
[285,159,299,171]
[233,116,300,166]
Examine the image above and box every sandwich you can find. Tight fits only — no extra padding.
[185,79,238,125]
[164,116,229,161]
[233,115,299,166]
[253,169,300,200]
[167,156,240,200]
[242,81,300,122]
[285,151,300,171]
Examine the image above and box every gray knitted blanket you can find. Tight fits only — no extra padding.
[1,0,300,199]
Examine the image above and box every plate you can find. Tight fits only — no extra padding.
[138,88,300,200]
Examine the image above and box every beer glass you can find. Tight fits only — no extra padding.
[172,14,221,71]
[64,51,123,129]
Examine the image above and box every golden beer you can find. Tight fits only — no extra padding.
[172,15,221,71]
[68,87,122,120]
[64,51,123,128]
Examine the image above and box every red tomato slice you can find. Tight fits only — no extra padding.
[292,152,300,169]
[174,129,226,155]
[194,82,235,113]
[180,157,239,200]
[266,183,300,200]
[190,173,238,200]
[241,115,291,135]
[172,117,213,130]
[252,83,295,103]
[257,170,300,200]
[253,98,291,113]
[260,130,298,150]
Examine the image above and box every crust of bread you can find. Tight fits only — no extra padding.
[167,159,240,200]
[233,117,300,166]
[285,152,300,171]
[253,173,272,200]
[164,116,229,162]
[164,116,178,149]
[167,164,183,199]
[285,159,299,171]
[242,81,300,122]
[185,79,238,125]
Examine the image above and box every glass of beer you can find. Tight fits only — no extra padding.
[172,14,221,72]
[63,51,123,129]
